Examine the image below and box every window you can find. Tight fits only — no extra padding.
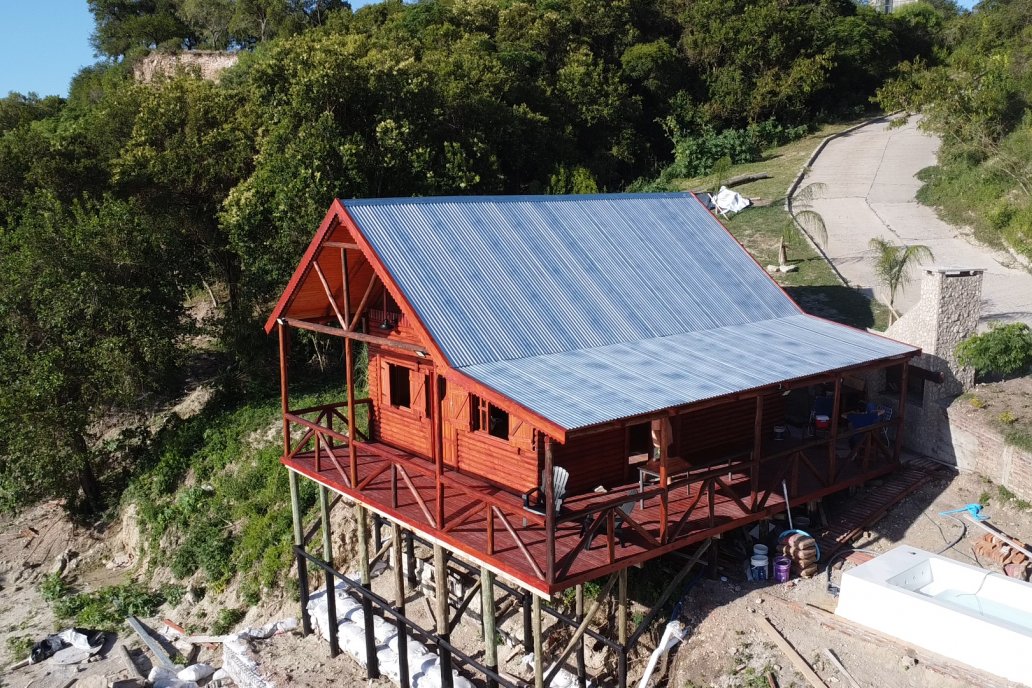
[628,422,652,456]
[471,395,509,440]
[388,364,411,409]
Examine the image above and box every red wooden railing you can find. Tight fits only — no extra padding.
[283,402,900,587]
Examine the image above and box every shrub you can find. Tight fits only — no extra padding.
[956,322,1032,377]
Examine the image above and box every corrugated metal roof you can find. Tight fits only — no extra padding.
[460,314,913,430]
[342,193,916,431]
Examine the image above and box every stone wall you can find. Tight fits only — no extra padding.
[946,399,1032,501]
[884,268,983,454]
[133,51,239,83]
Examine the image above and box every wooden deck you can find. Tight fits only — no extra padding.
[284,424,900,595]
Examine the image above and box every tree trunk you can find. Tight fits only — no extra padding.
[71,433,103,513]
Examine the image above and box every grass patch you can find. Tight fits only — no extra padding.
[211,607,246,634]
[997,485,1032,511]
[125,373,367,603]
[5,635,33,662]
[41,578,177,632]
[659,121,889,331]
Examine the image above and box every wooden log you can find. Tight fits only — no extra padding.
[823,648,861,688]
[757,617,826,688]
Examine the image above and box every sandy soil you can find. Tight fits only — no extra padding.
[5,458,1032,688]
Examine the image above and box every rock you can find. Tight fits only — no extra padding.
[75,676,109,688]
[778,263,798,273]
[900,653,917,669]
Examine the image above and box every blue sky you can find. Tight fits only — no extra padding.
[1,0,978,99]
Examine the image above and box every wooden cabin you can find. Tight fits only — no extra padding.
[266,193,919,595]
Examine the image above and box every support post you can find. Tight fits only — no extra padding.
[617,572,630,688]
[394,525,410,688]
[522,592,533,652]
[356,505,379,679]
[431,373,445,528]
[829,376,842,482]
[532,594,543,688]
[575,584,586,688]
[405,531,417,588]
[435,545,453,688]
[319,485,338,657]
[480,568,498,688]
[618,568,628,646]
[346,337,358,486]
[278,323,290,456]
[372,513,383,554]
[544,437,556,585]
[320,486,333,564]
[288,470,312,636]
[751,394,763,510]
[893,361,909,465]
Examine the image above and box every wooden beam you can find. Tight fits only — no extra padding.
[432,372,445,528]
[281,317,427,354]
[544,574,619,686]
[435,545,454,688]
[751,394,763,511]
[393,525,410,688]
[278,323,290,456]
[356,505,380,679]
[893,361,909,464]
[828,377,842,483]
[341,247,352,324]
[532,594,543,688]
[544,437,556,585]
[757,617,827,688]
[312,260,349,331]
[481,567,498,688]
[323,241,360,249]
[349,272,379,331]
[618,568,628,646]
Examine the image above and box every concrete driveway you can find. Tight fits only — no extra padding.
[802,116,1032,326]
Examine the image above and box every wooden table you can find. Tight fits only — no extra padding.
[638,456,692,508]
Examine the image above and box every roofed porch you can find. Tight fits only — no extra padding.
[282,399,902,595]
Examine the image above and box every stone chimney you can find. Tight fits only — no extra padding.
[883,267,984,457]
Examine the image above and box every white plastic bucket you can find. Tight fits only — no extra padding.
[753,544,769,558]
[751,555,769,581]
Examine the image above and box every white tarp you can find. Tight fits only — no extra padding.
[713,186,751,216]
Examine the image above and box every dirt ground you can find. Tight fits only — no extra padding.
[4,461,1032,688]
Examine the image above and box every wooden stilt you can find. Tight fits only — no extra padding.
[544,574,619,686]
[288,469,312,636]
[394,525,410,688]
[319,485,338,657]
[356,505,379,679]
[618,569,628,646]
[435,545,453,688]
[405,531,417,588]
[575,584,586,688]
[319,486,333,564]
[481,567,498,688]
[532,593,544,688]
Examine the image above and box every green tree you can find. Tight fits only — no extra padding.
[88,0,194,57]
[0,195,186,512]
[868,238,935,322]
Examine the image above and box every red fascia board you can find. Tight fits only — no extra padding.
[263,205,343,334]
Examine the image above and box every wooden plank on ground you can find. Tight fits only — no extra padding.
[757,616,827,688]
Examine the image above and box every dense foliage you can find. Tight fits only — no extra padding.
[0,0,946,512]
[877,0,1032,259]
[956,322,1032,378]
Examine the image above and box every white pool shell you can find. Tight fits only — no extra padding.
[836,545,1032,685]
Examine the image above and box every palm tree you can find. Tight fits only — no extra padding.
[782,182,828,267]
[868,237,935,323]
